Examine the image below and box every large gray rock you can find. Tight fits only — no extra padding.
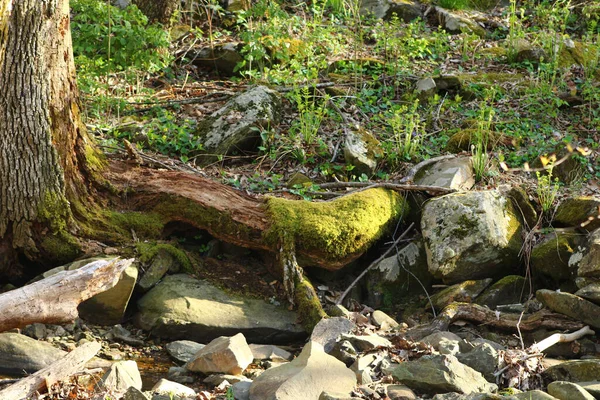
[475,275,527,309]
[531,232,583,284]
[391,354,497,394]
[166,340,205,364]
[575,282,600,305]
[547,381,595,400]
[249,344,292,362]
[574,228,600,279]
[100,360,142,394]
[421,190,523,284]
[536,289,600,330]
[413,157,475,191]
[367,239,433,307]
[186,333,253,375]
[456,343,498,382]
[195,86,281,161]
[152,379,196,398]
[434,7,487,37]
[136,274,305,343]
[0,333,66,375]
[359,0,422,21]
[138,249,181,292]
[78,261,138,325]
[311,317,356,353]
[543,360,600,382]
[555,197,600,232]
[431,279,492,312]
[187,42,244,76]
[249,341,356,400]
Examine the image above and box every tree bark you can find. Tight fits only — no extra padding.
[0,341,101,400]
[132,0,178,24]
[0,258,132,332]
[0,0,98,279]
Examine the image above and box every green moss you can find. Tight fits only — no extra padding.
[531,232,580,282]
[294,275,327,331]
[265,188,407,264]
[108,211,164,238]
[554,197,600,230]
[40,232,81,265]
[38,190,72,234]
[445,129,500,152]
[136,242,193,273]
[453,214,479,238]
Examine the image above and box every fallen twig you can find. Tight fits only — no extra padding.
[336,222,415,305]
[317,181,456,195]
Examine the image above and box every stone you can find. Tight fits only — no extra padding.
[413,157,475,191]
[23,323,48,340]
[339,333,392,351]
[343,127,383,176]
[431,279,493,312]
[166,340,206,364]
[123,387,150,400]
[152,379,196,398]
[421,190,523,284]
[531,232,582,284]
[359,0,422,21]
[328,304,351,318]
[249,344,292,361]
[514,391,558,399]
[0,332,66,375]
[249,341,356,400]
[512,39,548,65]
[100,360,142,394]
[330,340,358,366]
[136,274,305,344]
[475,275,527,309]
[456,343,499,382]
[371,310,399,330]
[575,229,600,279]
[420,331,465,354]
[138,250,180,292]
[232,381,252,400]
[318,391,354,400]
[204,374,251,386]
[386,384,416,400]
[577,382,600,398]
[575,283,600,305]
[391,354,497,394]
[187,42,244,76]
[543,360,600,382]
[186,333,253,375]
[351,353,380,384]
[536,289,600,330]
[547,381,595,400]
[367,239,432,307]
[78,262,138,325]
[195,86,282,161]
[434,7,486,37]
[311,317,356,353]
[167,366,195,384]
[416,77,437,100]
[554,197,600,232]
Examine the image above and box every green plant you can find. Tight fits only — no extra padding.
[471,90,496,182]
[388,100,425,163]
[506,0,526,63]
[289,87,330,146]
[536,157,560,213]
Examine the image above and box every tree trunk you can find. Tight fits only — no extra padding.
[0,0,98,280]
[132,0,178,24]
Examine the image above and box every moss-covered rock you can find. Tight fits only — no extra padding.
[531,231,582,285]
[434,7,487,38]
[445,129,501,153]
[554,197,600,231]
[536,289,600,330]
[421,190,523,284]
[475,275,527,308]
[266,188,408,269]
[359,0,423,21]
[576,228,600,279]
[413,156,475,191]
[543,359,600,383]
[431,279,492,312]
[343,126,384,176]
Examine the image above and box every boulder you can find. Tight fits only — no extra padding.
[249,341,356,400]
[232,381,252,400]
[343,127,383,176]
[152,379,196,398]
[413,157,475,191]
[249,344,292,362]
[574,229,600,279]
[475,275,527,309]
[421,190,523,284]
[392,354,496,394]
[311,317,356,353]
[367,239,432,307]
[166,340,205,364]
[547,381,595,400]
[195,86,282,161]
[421,331,465,355]
[575,283,600,305]
[186,333,253,375]
[0,332,66,375]
[577,382,600,398]
[136,274,305,343]
[138,249,181,292]
[536,289,600,330]
[186,42,244,76]
[543,359,600,382]
[100,360,142,394]
[514,391,558,399]
[456,343,499,382]
[371,310,399,330]
[339,333,392,351]
[554,197,600,232]
[78,262,138,325]
[359,0,422,21]
[431,279,493,311]
[386,384,416,400]
[123,387,150,400]
[531,232,582,284]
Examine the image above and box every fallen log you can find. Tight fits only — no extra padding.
[0,258,132,332]
[0,341,101,399]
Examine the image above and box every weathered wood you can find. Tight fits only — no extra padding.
[430,302,585,333]
[0,341,101,400]
[531,325,595,353]
[0,258,132,332]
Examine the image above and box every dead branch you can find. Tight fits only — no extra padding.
[0,341,101,400]
[316,181,456,195]
[530,325,595,353]
[0,258,132,332]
